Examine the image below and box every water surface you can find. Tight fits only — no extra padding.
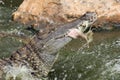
[48,31,120,80]
[0,0,32,58]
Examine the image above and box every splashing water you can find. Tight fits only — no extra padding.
[3,64,36,80]
[3,63,49,80]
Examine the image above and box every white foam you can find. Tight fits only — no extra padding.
[3,64,37,80]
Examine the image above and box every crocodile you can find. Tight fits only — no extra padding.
[0,12,97,80]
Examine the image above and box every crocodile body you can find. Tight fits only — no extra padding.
[0,12,97,79]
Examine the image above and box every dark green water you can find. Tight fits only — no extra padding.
[0,0,120,80]
[48,31,120,80]
[0,0,32,58]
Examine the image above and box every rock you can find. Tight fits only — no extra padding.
[12,0,120,26]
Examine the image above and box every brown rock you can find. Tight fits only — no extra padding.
[12,0,120,26]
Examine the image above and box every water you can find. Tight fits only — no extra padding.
[48,31,120,80]
[0,0,120,80]
[0,0,33,59]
